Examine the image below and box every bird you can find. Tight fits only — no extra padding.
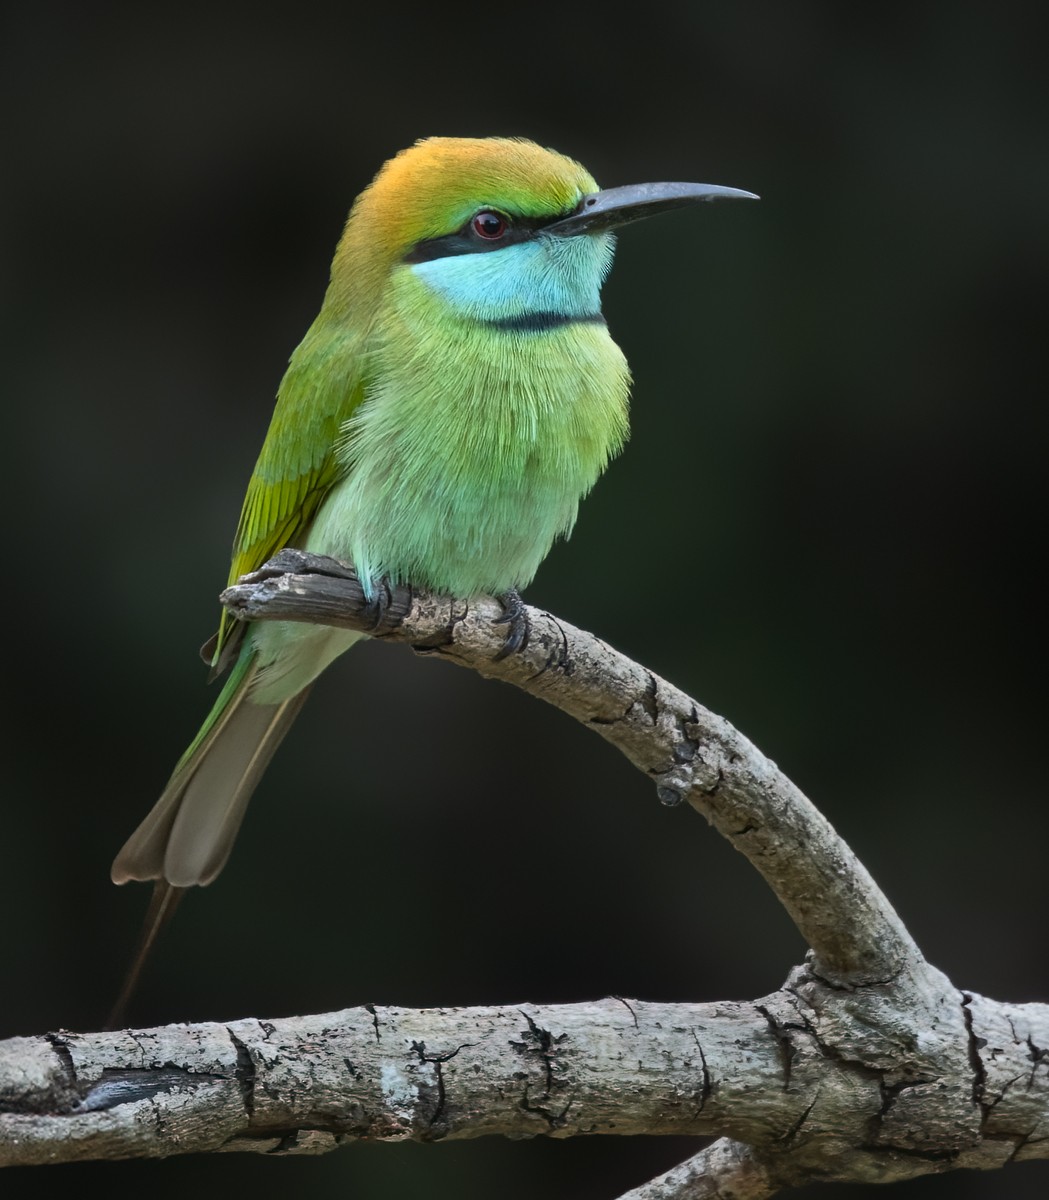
[108,137,755,1001]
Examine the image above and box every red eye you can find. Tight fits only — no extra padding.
[472,210,508,240]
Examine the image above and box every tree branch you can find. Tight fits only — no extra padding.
[4,553,1046,1194]
[1,989,1046,1177]
[220,550,919,986]
[615,1140,775,1200]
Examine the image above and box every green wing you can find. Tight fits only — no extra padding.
[212,330,366,665]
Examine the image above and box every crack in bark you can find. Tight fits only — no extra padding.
[365,1004,381,1043]
[590,703,635,728]
[513,1012,565,1101]
[755,1005,796,1092]
[690,1028,713,1117]
[227,1027,256,1120]
[798,966,902,994]
[519,1093,574,1130]
[873,1077,932,1134]
[961,993,989,1124]
[638,671,659,724]
[780,986,910,1136]
[1007,1126,1041,1162]
[410,1040,474,1133]
[613,996,640,1028]
[44,1034,76,1089]
[985,1072,1025,1113]
[1026,1034,1048,1089]
[529,615,573,681]
[779,1094,818,1143]
[0,1034,87,1117]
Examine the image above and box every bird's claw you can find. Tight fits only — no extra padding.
[361,578,393,631]
[492,588,530,660]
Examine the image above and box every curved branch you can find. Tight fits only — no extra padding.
[221,551,920,986]
[5,555,1044,1192]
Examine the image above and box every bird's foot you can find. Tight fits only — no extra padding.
[492,588,530,661]
[361,577,394,631]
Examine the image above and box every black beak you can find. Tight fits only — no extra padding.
[546,181,759,237]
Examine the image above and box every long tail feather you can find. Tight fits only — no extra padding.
[105,880,183,1029]
[111,650,311,887]
[163,687,311,886]
[109,624,359,1015]
[108,645,313,1018]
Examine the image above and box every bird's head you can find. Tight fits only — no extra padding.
[326,137,756,328]
[346,137,598,260]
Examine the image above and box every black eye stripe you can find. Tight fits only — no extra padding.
[403,205,581,264]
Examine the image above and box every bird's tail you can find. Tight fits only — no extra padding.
[105,878,183,1029]
[111,646,311,889]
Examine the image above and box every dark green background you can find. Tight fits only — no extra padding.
[4,2,1046,1197]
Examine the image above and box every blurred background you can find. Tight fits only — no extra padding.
[3,2,1046,1197]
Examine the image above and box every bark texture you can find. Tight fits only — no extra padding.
[3,553,1045,1197]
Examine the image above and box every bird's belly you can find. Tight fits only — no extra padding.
[306,451,582,598]
[307,320,630,598]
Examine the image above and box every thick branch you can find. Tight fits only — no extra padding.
[6,555,1044,1191]
[1,986,1046,1177]
[0,999,773,1165]
[221,551,919,986]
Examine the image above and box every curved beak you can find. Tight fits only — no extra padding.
[546,181,759,237]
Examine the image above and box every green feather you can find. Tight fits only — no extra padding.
[214,325,367,659]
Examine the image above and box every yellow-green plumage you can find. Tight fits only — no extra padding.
[112,136,753,892]
[317,282,630,598]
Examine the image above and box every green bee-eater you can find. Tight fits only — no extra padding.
[112,137,755,894]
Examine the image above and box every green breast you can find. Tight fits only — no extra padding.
[306,290,631,598]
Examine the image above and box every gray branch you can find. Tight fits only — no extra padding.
[216,551,925,986]
[3,551,1046,1196]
